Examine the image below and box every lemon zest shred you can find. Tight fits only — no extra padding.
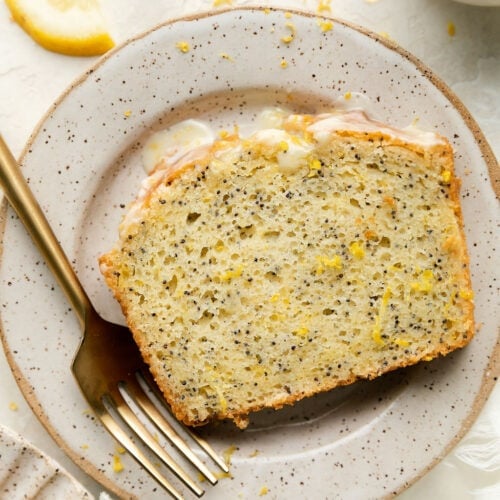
[281,22,296,43]
[349,241,365,259]
[372,319,384,346]
[317,0,332,13]
[112,454,124,473]
[410,269,434,293]
[215,470,232,479]
[394,338,410,348]
[459,289,474,300]
[372,286,392,346]
[279,140,289,152]
[309,158,322,171]
[175,41,190,53]
[317,18,334,32]
[218,265,244,282]
[215,386,227,412]
[270,313,285,321]
[441,170,452,183]
[315,254,342,275]
[223,444,237,467]
[293,326,309,338]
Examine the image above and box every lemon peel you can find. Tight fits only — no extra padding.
[5,0,114,56]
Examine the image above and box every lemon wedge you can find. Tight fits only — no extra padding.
[5,0,115,56]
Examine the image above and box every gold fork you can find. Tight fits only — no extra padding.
[0,135,228,499]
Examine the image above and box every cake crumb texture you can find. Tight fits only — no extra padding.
[99,112,474,428]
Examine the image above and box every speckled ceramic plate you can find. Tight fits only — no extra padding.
[0,7,498,500]
[0,424,91,499]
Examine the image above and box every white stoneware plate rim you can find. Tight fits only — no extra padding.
[0,7,498,499]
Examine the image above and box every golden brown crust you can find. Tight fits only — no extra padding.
[178,337,475,429]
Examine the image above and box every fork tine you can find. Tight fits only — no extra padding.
[97,409,184,500]
[182,427,229,474]
[0,135,218,498]
[127,376,219,484]
[106,390,204,498]
[141,372,229,473]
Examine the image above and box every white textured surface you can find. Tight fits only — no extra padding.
[0,1,498,498]
[0,424,92,499]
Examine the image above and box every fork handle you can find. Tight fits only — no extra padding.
[0,135,91,329]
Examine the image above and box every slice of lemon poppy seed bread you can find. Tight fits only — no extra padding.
[99,110,474,428]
